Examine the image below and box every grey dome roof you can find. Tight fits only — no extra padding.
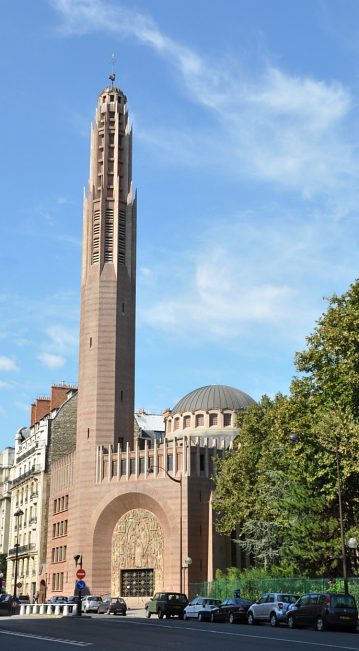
[171,385,255,415]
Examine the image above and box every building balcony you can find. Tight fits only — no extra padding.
[8,542,36,557]
[11,465,42,487]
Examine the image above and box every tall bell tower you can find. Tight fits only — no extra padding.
[77,80,136,455]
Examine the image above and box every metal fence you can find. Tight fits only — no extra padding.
[189,577,359,603]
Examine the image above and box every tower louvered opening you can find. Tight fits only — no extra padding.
[118,209,126,264]
[105,208,114,262]
[92,209,101,264]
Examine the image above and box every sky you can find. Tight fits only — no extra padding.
[0,0,358,449]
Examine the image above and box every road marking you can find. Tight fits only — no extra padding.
[0,630,93,646]
[111,618,359,650]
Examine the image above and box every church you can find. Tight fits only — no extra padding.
[7,78,255,605]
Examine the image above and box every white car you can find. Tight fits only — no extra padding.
[184,597,221,621]
[81,595,103,613]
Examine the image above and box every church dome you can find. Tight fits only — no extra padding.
[171,384,255,415]
[165,384,255,442]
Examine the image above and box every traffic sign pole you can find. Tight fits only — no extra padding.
[74,556,84,617]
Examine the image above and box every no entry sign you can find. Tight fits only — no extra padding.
[76,568,86,580]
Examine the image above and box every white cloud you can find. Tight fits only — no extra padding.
[139,205,357,343]
[0,355,19,372]
[45,324,78,353]
[0,380,11,389]
[52,0,357,201]
[38,352,66,368]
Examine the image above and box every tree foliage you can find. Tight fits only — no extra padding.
[213,279,359,576]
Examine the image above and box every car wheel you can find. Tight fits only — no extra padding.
[158,610,164,619]
[247,611,255,625]
[270,613,278,627]
[315,616,326,632]
[146,609,151,618]
[287,615,296,629]
[229,613,235,624]
[198,613,203,622]
[210,612,215,623]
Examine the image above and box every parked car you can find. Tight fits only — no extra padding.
[81,595,103,613]
[247,593,300,626]
[183,597,221,620]
[48,596,68,604]
[286,592,358,632]
[98,597,127,615]
[0,594,20,615]
[209,597,252,624]
[67,596,81,606]
[18,595,30,604]
[145,592,188,619]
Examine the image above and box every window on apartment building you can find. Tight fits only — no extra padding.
[174,418,180,431]
[183,415,191,429]
[52,572,64,591]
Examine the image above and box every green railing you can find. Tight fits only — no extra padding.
[189,577,359,603]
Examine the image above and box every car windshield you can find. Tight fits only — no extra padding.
[205,599,221,606]
[278,595,300,604]
[0,594,10,602]
[331,595,356,609]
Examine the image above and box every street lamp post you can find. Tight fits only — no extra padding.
[182,556,192,592]
[148,465,183,592]
[13,508,24,599]
[290,433,349,593]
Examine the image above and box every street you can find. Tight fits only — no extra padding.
[0,614,358,651]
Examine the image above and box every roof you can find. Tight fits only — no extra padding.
[135,412,165,433]
[171,385,255,415]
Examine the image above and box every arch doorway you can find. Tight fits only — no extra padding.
[111,508,163,597]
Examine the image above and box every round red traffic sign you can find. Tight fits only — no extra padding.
[76,568,86,580]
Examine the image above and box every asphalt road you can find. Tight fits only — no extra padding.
[0,613,358,651]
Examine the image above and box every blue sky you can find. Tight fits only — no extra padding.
[0,0,358,449]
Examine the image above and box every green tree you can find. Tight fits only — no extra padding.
[213,279,359,576]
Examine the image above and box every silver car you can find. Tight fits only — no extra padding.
[81,595,103,613]
[184,597,221,620]
[247,593,299,626]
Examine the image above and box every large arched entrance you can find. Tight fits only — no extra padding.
[111,508,164,597]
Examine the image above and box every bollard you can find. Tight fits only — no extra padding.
[33,604,39,614]
[63,605,69,617]
[55,604,61,615]
[26,604,31,615]
[47,604,52,615]
[40,604,46,614]
[72,604,78,616]
[20,604,26,615]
